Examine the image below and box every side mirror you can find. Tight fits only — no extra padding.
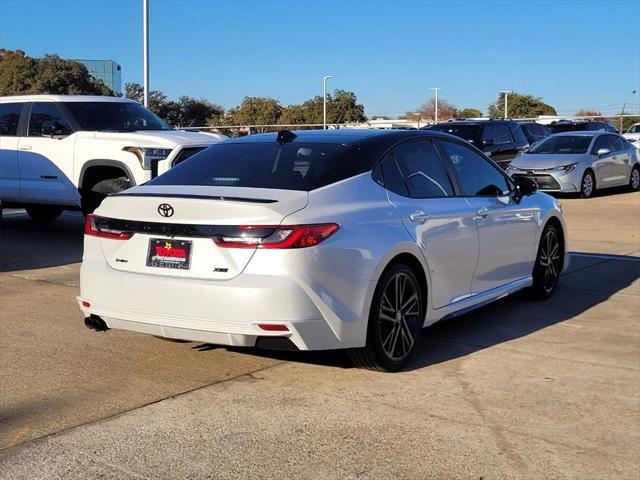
[41,120,70,138]
[514,175,538,197]
[596,147,611,158]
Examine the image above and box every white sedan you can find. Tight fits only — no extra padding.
[78,129,569,371]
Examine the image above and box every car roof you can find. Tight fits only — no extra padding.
[222,128,459,146]
[0,95,135,103]
[551,131,607,137]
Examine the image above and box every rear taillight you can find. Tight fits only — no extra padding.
[214,224,339,249]
[85,214,134,240]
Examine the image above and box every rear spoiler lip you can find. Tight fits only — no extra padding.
[111,192,278,204]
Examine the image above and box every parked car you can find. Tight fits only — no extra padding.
[506,132,639,198]
[426,120,529,169]
[0,95,226,221]
[518,122,552,146]
[623,123,640,147]
[79,129,569,372]
[548,119,617,134]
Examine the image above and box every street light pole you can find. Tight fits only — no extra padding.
[500,90,511,119]
[143,0,149,108]
[429,87,442,123]
[323,75,334,130]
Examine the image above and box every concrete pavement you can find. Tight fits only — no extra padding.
[1,192,639,479]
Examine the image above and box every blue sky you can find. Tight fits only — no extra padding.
[1,0,639,117]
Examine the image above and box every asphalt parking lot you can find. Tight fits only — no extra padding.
[1,191,639,479]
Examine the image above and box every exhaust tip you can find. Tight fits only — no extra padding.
[84,315,109,332]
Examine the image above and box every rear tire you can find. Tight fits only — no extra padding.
[25,205,64,222]
[530,223,563,299]
[580,170,595,198]
[348,263,424,372]
[81,176,131,215]
[629,166,640,191]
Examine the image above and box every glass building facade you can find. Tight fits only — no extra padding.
[74,59,122,93]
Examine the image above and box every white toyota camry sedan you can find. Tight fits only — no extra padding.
[79,129,569,371]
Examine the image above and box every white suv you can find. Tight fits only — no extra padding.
[0,95,226,220]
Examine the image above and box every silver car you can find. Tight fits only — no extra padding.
[507,132,640,198]
[79,129,569,372]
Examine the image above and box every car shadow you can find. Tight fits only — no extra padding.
[198,252,639,372]
[0,210,84,272]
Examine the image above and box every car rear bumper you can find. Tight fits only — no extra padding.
[78,257,369,351]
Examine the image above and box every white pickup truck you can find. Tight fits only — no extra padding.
[0,95,226,220]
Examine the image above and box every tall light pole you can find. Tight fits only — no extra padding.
[143,0,150,107]
[500,90,512,119]
[429,87,443,123]
[323,75,334,130]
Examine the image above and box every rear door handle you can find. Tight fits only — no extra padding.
[409,211,431,223]
[18,145,32,151]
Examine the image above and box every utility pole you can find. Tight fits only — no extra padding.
[143,0,149,107]
[323,75,334,130]
[429,87,443,123]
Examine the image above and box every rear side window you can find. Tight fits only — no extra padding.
[28,103,71,136]
[148,142,362,192]
[0,103,23,136]
[387,140,454,198]
[493,125,513,144]
[439,140,510,196]
[611,136,627,152]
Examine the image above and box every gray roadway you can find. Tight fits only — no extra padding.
[1,192,639,479]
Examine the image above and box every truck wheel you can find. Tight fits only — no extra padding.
[25,205,64,222]
[81,177,131,215]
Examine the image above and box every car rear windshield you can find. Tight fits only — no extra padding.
[528,135,593,154]
[429,124,482,144]
[65,102,172,132]
[549,122,589,133]
[147,142,362,191]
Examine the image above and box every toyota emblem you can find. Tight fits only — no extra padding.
[157,203,174,217]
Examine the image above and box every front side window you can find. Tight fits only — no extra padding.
[148,142,361,192]
[28,103,70,136]
[0,103,23,136]
[65,101,171,132]
[611,136,627,152]
[591,135,615,154]
[627,124,640,134]
[439,140,509,196]
[385,140,454,198]
[529,135,593,154]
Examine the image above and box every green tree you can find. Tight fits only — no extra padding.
[459,107,483,118]
[488,92,556,119]
[328,89,366,123]
[124,83,223,126]
[0,49,113,96]
[223,97,283,132]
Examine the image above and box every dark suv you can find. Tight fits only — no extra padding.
[548,120,617,134]
[518,122,552,146]
[425,120,529,168]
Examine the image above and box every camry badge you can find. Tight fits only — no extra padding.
[158,203,174,217]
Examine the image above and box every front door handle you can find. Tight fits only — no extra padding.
[18,145,32,151]
[409,211,431,223]
[475,207,489,219]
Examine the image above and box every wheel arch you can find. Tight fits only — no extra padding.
[368,245,432,327]
[78,160,136,191]
[540,213,568,273]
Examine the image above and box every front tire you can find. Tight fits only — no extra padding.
[530,223,563,299]
[25,205,64,222]
[580,170,595,198]
[348,263,424,372]
[81,177,131,215]
[629,166,640,191]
